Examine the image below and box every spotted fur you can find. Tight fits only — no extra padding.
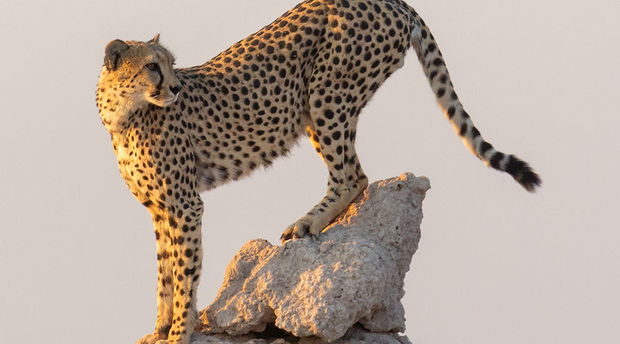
[96,1,540,343]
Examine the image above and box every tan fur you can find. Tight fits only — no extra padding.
[96,1,539,343]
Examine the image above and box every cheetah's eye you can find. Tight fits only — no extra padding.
[145,63,160,71]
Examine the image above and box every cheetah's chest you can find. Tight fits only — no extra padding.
[113,140,155,200]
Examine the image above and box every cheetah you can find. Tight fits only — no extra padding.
[96,0,540,343]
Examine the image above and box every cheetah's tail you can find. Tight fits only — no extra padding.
[408,11,541,192]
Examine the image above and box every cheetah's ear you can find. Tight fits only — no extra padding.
[148,33,160,44]
[104,39,130,71]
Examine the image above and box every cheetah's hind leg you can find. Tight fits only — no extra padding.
[281,107,368,242]
[280,177,367,242]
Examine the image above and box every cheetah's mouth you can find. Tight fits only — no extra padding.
[149,91,178,107]
[163,93,179,106]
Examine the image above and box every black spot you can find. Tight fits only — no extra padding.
[480,141,493,155]
[447,106,456,118]
[490,152,505,169]
[459,123,468,136]
[505,155,525,176]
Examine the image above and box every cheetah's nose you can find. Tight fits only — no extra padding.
[170,85,182,95]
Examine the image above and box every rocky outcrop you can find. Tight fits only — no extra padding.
[193,173,430,344]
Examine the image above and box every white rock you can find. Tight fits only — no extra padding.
[196,173,430,343]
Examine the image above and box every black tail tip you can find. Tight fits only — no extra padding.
[519,168,542,192]
[503,155,542,192]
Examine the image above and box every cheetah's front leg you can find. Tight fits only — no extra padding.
[137,212,174,344]
[138,195,204,344]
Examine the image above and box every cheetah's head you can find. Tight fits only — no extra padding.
[100,34,182,108]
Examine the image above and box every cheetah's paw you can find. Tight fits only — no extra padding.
[281,217,324,242]
[136,333,166,344]
[281,220,311,242]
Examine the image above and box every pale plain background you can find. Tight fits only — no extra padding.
[0,0,618,343]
